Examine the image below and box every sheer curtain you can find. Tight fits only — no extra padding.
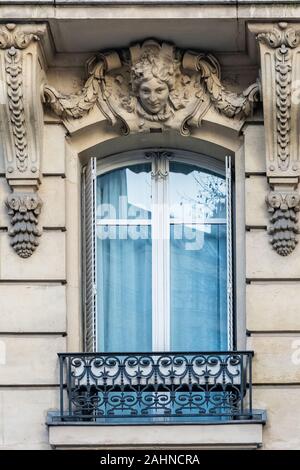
[169,161,228,351]
[95,160,228,353]
[170,224,227,351]
[96,165,152,352]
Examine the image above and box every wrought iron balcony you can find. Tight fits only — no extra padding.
[52,351,260,423]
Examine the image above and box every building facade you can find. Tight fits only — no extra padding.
[0,0,300,449]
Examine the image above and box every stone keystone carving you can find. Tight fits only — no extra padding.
[43,39,259,135]
[266,191,300,256]
[6,192,42,259]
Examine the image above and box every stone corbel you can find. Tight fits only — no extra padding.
[0,23,46,257]
[249,22,300,255]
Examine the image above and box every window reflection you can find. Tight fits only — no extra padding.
[169,162,226,220]
[97,163,152,220]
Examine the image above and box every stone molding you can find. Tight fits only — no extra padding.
[249,22,300,255]
[0,23,46,258]
[43,39,259,136]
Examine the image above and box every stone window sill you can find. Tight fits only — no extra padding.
[48,417,265,450]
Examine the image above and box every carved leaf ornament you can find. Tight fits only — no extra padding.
[6,193,42,258]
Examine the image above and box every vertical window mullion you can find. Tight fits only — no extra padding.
[163,157,170,352]
[151,155,170,352]
[151,158,159,351]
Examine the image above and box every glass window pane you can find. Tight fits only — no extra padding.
[169,162,226,220]
[97,225,152,352]
[96,163,152,220]
[170,224,227,351]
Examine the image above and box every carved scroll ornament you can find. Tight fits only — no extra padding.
[43,39,259,135]
[0,22,42,49]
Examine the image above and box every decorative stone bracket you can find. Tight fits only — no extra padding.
[43,39,259,136]
[250,22,300,256]
[0,23,46,258]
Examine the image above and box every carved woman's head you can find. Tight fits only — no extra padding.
[131,46,175,116]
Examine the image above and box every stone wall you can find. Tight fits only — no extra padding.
[245,123,300,450]
[0,122,67,449]
[2,114,300,450]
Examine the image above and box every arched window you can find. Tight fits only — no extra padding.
[83,149,233,353]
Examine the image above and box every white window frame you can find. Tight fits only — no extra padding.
[83,149,233,352]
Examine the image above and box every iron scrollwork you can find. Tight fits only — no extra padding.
[57,351,254,422]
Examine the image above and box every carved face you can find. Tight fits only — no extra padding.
[138,77,169,114]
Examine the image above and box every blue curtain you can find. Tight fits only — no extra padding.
[169,161,227,351]
[170,224,227,351]
[96,161,228,353]
[96,165,152,352]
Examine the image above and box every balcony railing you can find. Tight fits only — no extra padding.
[53,351,259,423]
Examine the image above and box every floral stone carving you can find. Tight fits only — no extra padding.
[43,39,259,135]
[6,193,42,259]
[266,191,300,256]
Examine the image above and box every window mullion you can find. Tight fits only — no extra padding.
[163,158,170,352]
[151,156,170,352]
